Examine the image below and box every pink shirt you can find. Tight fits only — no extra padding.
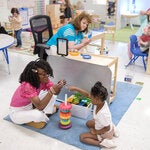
[10,80,53,107]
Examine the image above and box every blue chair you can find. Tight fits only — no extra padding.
[126,35,148,71]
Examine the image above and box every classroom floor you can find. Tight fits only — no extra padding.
[0,40,150,150]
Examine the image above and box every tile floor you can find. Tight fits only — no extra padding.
[0,40,150,150]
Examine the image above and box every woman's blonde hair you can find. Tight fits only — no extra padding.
[71,12,92,33]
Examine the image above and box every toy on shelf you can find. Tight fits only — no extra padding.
[59,94,72,129]
[69,49,80,56]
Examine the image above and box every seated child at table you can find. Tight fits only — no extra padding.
[0,22,8,34]
[128,25,150,59]
[138,25,150,53]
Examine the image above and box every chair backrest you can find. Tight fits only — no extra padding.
[29,15,53,45]
[130,34,139,53]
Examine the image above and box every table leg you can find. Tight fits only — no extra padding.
[100,35,105,55]
[129,18,134,30]
[146,48,150,74]
[2,48,10,74]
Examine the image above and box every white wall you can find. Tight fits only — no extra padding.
[0,0,149,28]
[0,0,50,25]
[70,0,106,21]
[70,0,150,29]
[118,0,150,29]
[0,1,11,23]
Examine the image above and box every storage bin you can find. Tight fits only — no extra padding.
[71,103,92,119]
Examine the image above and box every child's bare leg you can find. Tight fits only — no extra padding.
[80,132,99,146]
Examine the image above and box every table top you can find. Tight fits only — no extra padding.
[0,34,14,50]
[121,13,139,18]
[91,31,104,36]
[66,53,118,67]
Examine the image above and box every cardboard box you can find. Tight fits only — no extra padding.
[71,103,92,119]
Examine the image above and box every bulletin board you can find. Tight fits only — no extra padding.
[7,0,35,9]
[19,8,28,26]
[19,7,34,27]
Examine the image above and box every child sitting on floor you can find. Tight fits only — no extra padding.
[68,81,119,149]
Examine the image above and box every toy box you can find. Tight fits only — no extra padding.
[67,93,92,119]
[71,103,92,119]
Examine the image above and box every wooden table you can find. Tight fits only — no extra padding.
[121,13,139,30]
[88,31,105,55]
[47,54,118,103]
[0,34,14,73]
[67,54,118,103]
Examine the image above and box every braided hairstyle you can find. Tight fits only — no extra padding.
[91,81,108,102]
[19,59,53,88]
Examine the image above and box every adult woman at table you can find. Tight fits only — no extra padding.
[0,22,8,34]
[46,12,92,55]
[8,8,22,48]
[135,8,150,36]
[9,59,66,129]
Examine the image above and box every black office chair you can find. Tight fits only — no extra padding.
[29,15,53,60]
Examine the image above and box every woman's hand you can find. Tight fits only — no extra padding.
[52,79,66,95]
[57,79,66,86]
[81,37,92,46]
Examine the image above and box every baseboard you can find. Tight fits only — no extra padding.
[126,24,140,27]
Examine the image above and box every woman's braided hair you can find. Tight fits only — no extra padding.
[19,59,53,88]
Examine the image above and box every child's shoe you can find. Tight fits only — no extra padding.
[113,125,119,138]
[26,121,46,129]
[100,139,116,148]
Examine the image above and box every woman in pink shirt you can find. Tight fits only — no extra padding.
[9,59,66,128]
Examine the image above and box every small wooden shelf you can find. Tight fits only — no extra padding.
[66,54,118,103]
[46,4,63,28]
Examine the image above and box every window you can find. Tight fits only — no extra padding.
[93,0,107,5]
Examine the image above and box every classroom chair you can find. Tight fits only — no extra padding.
[29,15,53,60]
[126,34,148,71]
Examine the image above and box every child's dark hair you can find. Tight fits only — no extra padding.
[11,8,19,14]
[19,59,53,88]
[91,81,108,101]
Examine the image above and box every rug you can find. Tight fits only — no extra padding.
[8,31,35,56]
[92,26,139,43]
[8,45,34,56]
[4,81,142,150]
